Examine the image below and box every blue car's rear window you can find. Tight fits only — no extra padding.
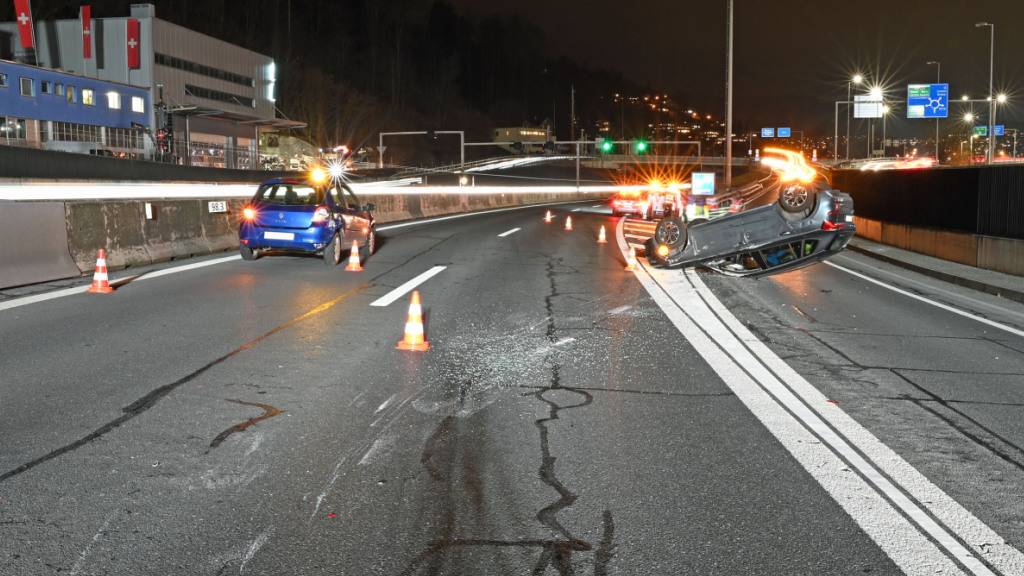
[256,184,324,206]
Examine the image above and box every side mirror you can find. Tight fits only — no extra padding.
[364,203,376,212]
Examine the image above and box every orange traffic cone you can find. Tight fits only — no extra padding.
[544,210,554,223]
[597,225,607,243]
[396,290,429,351]
[625,246,638,271]
[565,215,573,231]
[345,240,363,271]
[88,249,114,293]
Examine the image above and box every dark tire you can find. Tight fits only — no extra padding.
[239,243,258,261]
[779,184,816,214]
[654,216,687,251]
[323,233,342,266]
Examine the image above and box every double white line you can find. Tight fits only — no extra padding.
[615,217,1024,576]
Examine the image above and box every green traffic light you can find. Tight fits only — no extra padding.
[600,139,614,153]
[635,139,648,153]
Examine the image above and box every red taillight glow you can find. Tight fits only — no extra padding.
[311,206,330,223]
[242,207,256,220]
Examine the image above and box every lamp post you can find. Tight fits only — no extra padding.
[927,61,941,163]
[976,22,995,164]
[846,73,863,160]
[724,0,734,188]
[881,104,891,157]
[964,113,976,166]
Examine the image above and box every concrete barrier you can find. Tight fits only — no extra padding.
[854,216,1024,277]
[55,190,604,274]
[0,201,81,288]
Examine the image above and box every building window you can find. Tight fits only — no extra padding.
[154,52,254,87]
[1,117,28,141]
[106,91,121,109]
[106,126,144,149]
[41,80,51,94]
[51,121,102,143]
[0,73,7,87]
[67,86,76,103]
[131,96,145,113]
[82,88,94,106]
[19,77,33,96]
[184,84,254,108]
[55,83,64,96]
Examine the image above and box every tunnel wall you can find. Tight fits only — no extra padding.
[1,190,606,288]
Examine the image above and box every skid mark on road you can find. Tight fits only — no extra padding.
[206,400,284,453]
[0,234,458,484]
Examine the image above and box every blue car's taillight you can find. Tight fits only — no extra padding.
[311,206,330,224]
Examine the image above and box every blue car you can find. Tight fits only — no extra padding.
[238,177,376,265]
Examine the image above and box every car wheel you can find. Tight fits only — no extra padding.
[779,184,816,214]
[654,216,687,250]
[239,243,258,261]
[323,234,342,266]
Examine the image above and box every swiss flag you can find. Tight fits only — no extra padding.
[81,5,92,59]
[126,18,140,69]
[13,0,34,49]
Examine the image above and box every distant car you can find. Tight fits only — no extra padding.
[645,182,855,277]
[611,182,684,220]
[238,175,376,265]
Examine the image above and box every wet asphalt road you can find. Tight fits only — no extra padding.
[1,201,1023,575]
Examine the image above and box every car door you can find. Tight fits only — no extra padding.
[330,183,368,246]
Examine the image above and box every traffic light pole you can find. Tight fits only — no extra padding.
[724,0,735,189]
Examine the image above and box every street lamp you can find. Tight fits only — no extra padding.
[976,22,995,164]
[927,61,941,163]
[846,73,864,160]
[964,113,975,123]
[962,94,970,101]
[997,93,1008,104]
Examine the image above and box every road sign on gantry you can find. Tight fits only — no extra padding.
[777,127,791,138]
[761,127,775,138]
[907,83,948,119]
[854,94,884,119]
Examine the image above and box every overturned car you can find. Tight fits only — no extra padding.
[644,182,855,277]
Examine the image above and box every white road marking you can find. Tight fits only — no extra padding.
[826,261,1024,339]
[239,526,273,573]
[614,217,1023,576]
[69,510,118,576]
[497,227,522,237]
[369,266,446,307]
[0,255,243,313]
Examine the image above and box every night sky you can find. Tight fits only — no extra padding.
[452,0,1024,137]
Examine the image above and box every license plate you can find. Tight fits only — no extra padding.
[264,231,295,241]
[844,215,854,222]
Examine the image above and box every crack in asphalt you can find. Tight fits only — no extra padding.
[402,257,615,575]
[0,234,455,484]
[206,400,284,453]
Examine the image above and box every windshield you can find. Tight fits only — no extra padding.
[255,183,324,206]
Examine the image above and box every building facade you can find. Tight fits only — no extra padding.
[0,3,301,168]
[0,58,150,155]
